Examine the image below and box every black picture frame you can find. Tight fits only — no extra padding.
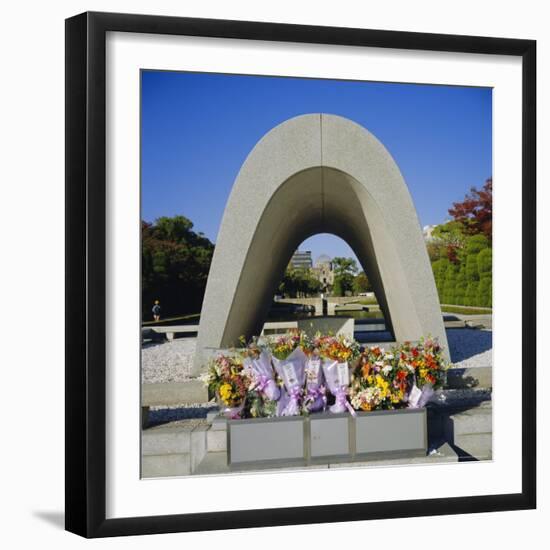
[65,11,536,538]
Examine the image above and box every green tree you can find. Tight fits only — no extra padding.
[278,266,321,298]
[141,215,215,320]
[332,257,358,296]
[426,241,444,262]
[427,179,493,307]
[431,220,467,263]
[353,271,372,294]
[278,266,297,297]
[448,178,493,242]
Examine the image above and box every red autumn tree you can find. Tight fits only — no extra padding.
[448,177,492,242]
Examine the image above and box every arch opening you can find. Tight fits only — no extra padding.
[268,231,390,340]
[219,166,401,347]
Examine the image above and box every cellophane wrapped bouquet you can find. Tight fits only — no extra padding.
[268,330,309,416]
[302,345,326,414]
[202,332,447,419]
[350,346,409,411]
[239,337,280,418]
[204,354,250,419]
[315,334,361,415]
[397,337,447,408]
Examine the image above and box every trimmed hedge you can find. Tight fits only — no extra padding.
[431,235,491,307]
[476,248,492,307]
[465,234,489,255]
[454,265,467,306]
[432,258,450,302]
[442,263,459,305]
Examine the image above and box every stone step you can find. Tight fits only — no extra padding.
[194,441,459,475]
[194,451,230,475]
[445,406,492,436]
[142,379,208,407]
[210,416,228,431]
[141,453,192,478]
[331,442,459,468]
[142,424,195,456]
[444,320,467,328]
[191,425,208,471]
[141,420,209,478]
[207,427,227,452]
[451,433,492,461]
[429,442,459,463]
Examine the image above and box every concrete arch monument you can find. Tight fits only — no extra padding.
[193,114,448,373]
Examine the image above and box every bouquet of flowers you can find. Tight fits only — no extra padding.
[203,333,449,419]
[398,337,447,408]
[302,349,326,414]
[244,387,279,419]
[204,354,250,419]
[350,346,408,411]
[316,334,360,415]
[268,330,308,416]
[235,337,280,418]
[240,338,280,402]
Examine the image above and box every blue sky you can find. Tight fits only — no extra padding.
[141,71,492,264]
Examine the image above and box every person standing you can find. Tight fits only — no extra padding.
[152,300,161,322]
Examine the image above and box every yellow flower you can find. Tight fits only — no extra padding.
[375,375,389,391]
[391,389,404,403]
[219,383,232,404]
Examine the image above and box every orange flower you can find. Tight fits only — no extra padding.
[361,362,372,377]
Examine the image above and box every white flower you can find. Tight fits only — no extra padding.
[382,365,393,375]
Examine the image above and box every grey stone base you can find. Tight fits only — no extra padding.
[141,396,492,478]
[227,409,427,468]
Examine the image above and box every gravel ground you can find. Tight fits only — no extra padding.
[141,338,196,383]
[141,328,492,385]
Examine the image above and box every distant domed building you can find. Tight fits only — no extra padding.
[315,254,332,267]
[311,254,334,291]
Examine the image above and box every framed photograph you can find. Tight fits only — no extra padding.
[65,11,536,538]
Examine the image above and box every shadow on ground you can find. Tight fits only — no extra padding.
[148,405,218,427]
[446,328,492,362]
[354,330,394,344]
